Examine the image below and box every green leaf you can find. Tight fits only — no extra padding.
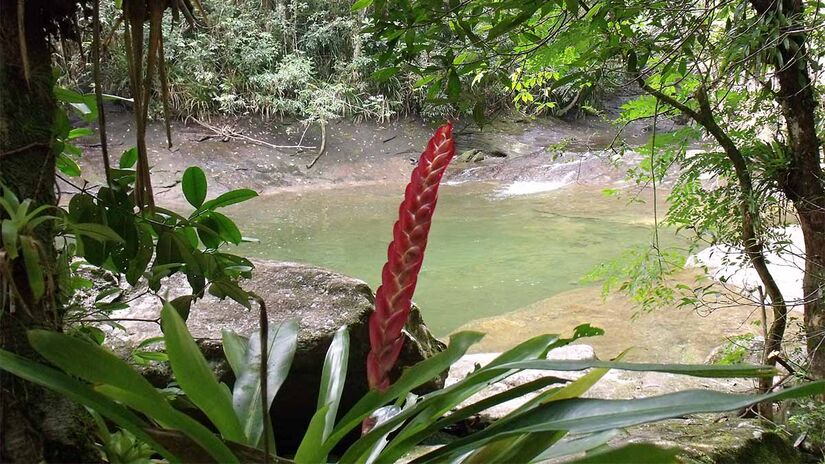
[412,382,825,463]
[565,443,680,463]
[71,223,125,243]
[20,236,45,301]
[493,360,776,378]
[530,429,620,463]
[120,147,138,168]
[486,7,539,41]
[27,329,238,461]
[208,280,252,309]
[317,326,349,441]
[208,211,242,245]
[2,220,19,259]
[201,189,258,211]
[0,348,177,462]
[463,353,624,463]
[323,331,484,454]
[68,127,94,140]
[182,167,208,208]
[221,330,249,377]
[233,320,299,447]
[161,303,246,443]
[295,405,332,464]
[564,0,579,13]
[376,377,566,464]
[372,67,400,82]
[351,0,373,10]
[168,295,194,322]
[57,153,82,177]
[295,326,349,463]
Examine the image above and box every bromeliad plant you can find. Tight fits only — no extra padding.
[367,122,455,392]
[1,125,825,464]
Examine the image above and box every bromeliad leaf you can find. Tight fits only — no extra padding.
[232,320,299,447]
[161,302,246,443]
[317,325,349,441]
[294,325,349,463]
[20,236,45,301]
[222,330,249,377]
[412,381,825,463]
[0,348,177,462]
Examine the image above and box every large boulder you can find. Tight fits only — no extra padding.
[106,259,446,451]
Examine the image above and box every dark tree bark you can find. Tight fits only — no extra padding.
[750,0,825,380]
[0,0,101,461]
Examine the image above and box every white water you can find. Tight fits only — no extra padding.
[497,171,578,196]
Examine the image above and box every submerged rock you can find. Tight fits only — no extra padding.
[106,259,446,451]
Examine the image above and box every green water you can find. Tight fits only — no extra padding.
[232,182,674,336]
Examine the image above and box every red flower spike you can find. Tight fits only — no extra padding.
[367,122,455,392]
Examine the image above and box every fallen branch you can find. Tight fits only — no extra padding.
[190,118,315,150]
[305,120,327,169]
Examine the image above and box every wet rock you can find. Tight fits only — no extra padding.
[610,420,806,464]
[105,259,446,452]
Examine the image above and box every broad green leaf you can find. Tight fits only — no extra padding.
[564,443,679,463]
[168,295,194,322]
[27,330,239,462]
[372,67,400,82]
[68,127,94,139]
[70,223,124,243]
[318,326,349,441]
[161,303,245,443]
[294,326,350,463]
[351,0,373,11]
[56,153,82,176]
[120,147,138,168]
[376,377,566,464]
[208,211,242,244]
[232,320,299,447]
[412,381,825,463]
[2,220,19,259]
[208,280,252,309]
[345,334,560,463]
[201,189,258,211]
[222,330,249,377]
[493,360,776,378]
[182,167,208,208]
[20,236,45,300]
[29,329,166,405]
[323,331,484,455]
[126,222,153,285]
[530,430,620,463]
[0,348,177,462]
[294,405,332,464]
[464,353,625,464]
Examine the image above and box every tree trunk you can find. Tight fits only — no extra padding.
[750,0,825,379]
[351,7,366,80]
[0,0,101,461]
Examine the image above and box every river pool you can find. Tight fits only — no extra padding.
[232,181,678,337]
